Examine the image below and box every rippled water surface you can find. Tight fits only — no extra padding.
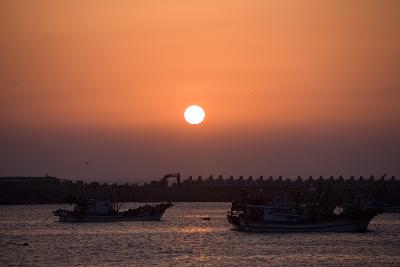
[1,203,400,266]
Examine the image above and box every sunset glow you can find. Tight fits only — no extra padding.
[0,0,399,180]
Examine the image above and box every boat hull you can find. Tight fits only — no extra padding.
[232,217,375,233]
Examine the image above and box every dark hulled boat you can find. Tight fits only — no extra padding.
[227,193,382,232]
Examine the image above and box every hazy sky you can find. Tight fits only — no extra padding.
[1,0,399,182]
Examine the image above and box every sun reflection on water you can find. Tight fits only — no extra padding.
[179,226,213,234]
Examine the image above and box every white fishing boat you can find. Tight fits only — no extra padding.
[227,197,382,232]
[54,199,172,222]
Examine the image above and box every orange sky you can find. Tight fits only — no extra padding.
[1,1,399,181]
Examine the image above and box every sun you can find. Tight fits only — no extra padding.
[184,105,205,125]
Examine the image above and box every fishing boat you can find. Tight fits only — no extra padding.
[227,194,382,232]
[53,199,173,222]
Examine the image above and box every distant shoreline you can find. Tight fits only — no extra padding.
[1,175,399,205]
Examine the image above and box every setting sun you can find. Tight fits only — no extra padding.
[184,105,205,125]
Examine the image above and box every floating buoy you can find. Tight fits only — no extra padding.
[22,242,29,246]
[202,216,211,220]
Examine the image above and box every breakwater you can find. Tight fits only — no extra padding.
[0,175,398,205]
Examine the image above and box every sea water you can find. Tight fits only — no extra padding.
[0,202,399,266]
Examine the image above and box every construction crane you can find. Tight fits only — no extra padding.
[161,173,181,187]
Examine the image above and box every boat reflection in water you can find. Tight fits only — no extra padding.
[54,199,173,222]
[227,192,383,232]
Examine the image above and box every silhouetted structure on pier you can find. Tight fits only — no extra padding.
[0,174,399,205]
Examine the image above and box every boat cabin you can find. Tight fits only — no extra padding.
[246,204,299,222]
[74,199,114,214]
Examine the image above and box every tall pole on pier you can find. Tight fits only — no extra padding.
[268,145,272,176]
